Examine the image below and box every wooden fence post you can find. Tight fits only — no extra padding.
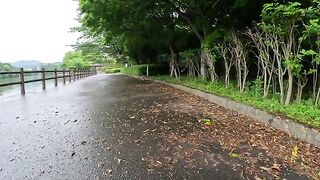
[20,68,25,95]
[41,68,46,90]
[63,69,66,84]
[72,69,76,82]
[54,68,58,86]
[69,69,71,82]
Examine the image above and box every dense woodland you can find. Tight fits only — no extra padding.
[75,0,320,114]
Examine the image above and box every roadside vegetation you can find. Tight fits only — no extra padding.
[75,0,320,128]
[103,57,122,74]
[154,76,320,129]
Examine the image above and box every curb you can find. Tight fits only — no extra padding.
[140,76,320,148]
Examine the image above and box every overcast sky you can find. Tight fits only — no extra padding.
[0,0,80,63]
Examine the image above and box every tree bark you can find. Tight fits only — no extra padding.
[285,69,293,105]
[169,44,179,79]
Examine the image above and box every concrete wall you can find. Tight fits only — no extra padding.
[150,79,320,148]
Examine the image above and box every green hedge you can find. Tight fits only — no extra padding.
[120,64,168,76]
[105,68,121,74]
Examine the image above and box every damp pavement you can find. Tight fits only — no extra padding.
[0,74,310,179]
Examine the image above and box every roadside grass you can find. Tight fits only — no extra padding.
[152,75,320,129]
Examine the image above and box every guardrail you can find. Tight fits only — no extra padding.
[0,68,95,95]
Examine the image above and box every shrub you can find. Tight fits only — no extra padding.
[105,68,121,74]
[120,64,169,76]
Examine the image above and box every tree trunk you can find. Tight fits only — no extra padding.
[272,76,277,95]
[313,64,318,100]
[296,78,302,103]
[279,74,284,104]
[285,69,293,106]
[169,44,179,79]
[316,87,320,106]
[200,49,209,81]
[224,61,230,88]
[263,67,268,98]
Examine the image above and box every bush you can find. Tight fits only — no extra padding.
[120,64,169,76]
[105,68,121,74]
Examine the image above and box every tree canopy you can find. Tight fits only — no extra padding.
[0,62,14,72]
[77,0,320,106]
[78,0,265,64]
[62,51,90,69]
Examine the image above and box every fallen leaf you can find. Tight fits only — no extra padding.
[71,152,76,157]
[199,119,213,126]
[271,164,281,172]
[229,153,240,158]
[117,158,122,164]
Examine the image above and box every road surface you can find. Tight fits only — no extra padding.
[0,74,314,179]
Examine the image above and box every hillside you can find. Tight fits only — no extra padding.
[9,60,43,69]
[7,60,62,70]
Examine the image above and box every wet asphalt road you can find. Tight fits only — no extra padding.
[0,74,308,179]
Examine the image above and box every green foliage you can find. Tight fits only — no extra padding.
[229,153,240,158]
[0,62,14,72]
[153,76,320,129]
[78,0,263,64]
[62,51,90,69]
[199,119,213,126]
[120,64,169,76]
[202,30,223,50]
[120,65,147,76]
[77,0,320,114]
[250,77,263,97]
[259,2,304,34]
[105,68,121,74]
[180,49,199,60]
